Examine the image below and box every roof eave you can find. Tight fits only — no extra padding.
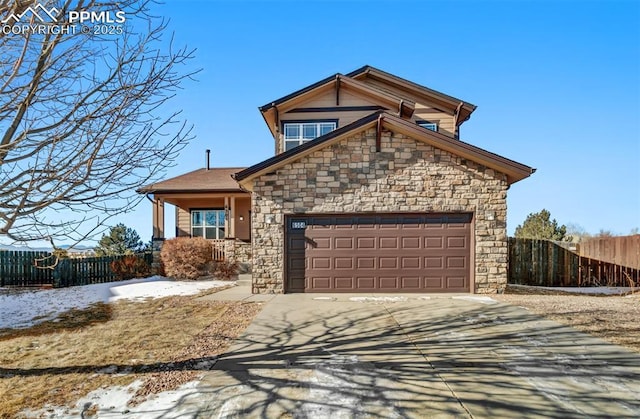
[237,111,534,188]
[348,65,477,118]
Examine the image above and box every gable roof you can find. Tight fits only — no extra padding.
[259,66,478,139]
[234,111,534,188]
[259,73,415,138]
[347,65,477,125]
[137,167,246,194]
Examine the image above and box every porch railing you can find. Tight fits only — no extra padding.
[211,239,225,261]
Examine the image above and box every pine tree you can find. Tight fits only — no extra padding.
[514,209,570,241]
[94,224,144,256]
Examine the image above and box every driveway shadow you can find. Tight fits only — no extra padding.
[178,296,640,418]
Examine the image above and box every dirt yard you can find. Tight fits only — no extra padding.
[493,289,640,353]
[0,292,262,418]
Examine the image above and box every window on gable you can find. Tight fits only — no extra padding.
[417,120,438,132]
[283,121,337,151]
[191,209,225,239]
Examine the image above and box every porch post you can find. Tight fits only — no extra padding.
[151,196,165,275]
[230,196,236,238]
[224,196,229,239]
[152,197,165,240]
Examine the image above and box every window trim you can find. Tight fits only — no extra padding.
[190,208,226,240]
[416,119,439,132]
[281,119,338,151]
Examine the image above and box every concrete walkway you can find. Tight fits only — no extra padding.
[198,275,276,303]
[177,293,640,418]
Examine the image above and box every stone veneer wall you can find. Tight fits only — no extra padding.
[224,239,252,273]
[251,128,509,294]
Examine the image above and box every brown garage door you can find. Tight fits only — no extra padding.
[286,213,472,293]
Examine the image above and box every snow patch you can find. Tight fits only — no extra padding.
[24,379,201,418]
[349,296,408,303]
[0,276,229,330]
[451,295,498,305]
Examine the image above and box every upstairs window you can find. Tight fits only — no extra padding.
[417,120,438,132]
[283,121,337,151]
[191,209,225,239]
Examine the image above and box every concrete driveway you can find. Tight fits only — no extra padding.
[183,293,640,418]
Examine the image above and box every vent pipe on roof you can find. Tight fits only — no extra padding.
[206,149,211,170]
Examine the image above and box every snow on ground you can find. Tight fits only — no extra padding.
[452,295,499,305]
[349,296,408,303]
[23,379,203,419]
[0,276,230,330]
[508,284,636,295]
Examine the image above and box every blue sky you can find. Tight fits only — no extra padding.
[27,0,640,244]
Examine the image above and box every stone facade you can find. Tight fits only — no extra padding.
[223,239,252,273]
[250,128,509,294]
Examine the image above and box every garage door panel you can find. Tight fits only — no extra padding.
[447,236,467,248]
[425,257,443,268]
[287,214,471,293]
[311,257,331,269]
[356,277,375,289]
[335,277,354,289]
[402,237,421,249]
[447,276,466,288]
[309,277,331,289]
[380,237,398,248]
[357,237,376,248]
[379,257,398,269]
[401,257,420,268]
[425,237,444,249]
[335,237,354,249]
[380,277,398,289]
[356,257,376,269]
[447,256,467,268]
[401,277,421,288]
[335,257,353,269]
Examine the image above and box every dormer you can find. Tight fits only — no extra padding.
[259,66,476,155]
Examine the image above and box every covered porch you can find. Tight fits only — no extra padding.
[137,167,252,266]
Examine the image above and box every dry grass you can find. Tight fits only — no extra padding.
[494,290,640,353]
[0,293,262,418]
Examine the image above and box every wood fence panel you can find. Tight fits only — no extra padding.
[1,251,153,288]
[0,250,54,287]
[509,238,640,287]
[579,235,640,270]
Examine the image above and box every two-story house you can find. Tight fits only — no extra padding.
[138,66,534,294]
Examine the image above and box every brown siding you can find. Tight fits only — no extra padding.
[361,78,457,137]
[176,206,190,237]
[276,90,387,154]
[413,103,456,137]
[234,197,251,240]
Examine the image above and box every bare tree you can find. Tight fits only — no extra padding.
[0,0,196,243]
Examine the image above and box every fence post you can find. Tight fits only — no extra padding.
[53,258,70,288]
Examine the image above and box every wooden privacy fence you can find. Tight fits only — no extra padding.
[508,238,640,287]
[0,250,153,288]
[579,235,640,270]
[0,250,53,287]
